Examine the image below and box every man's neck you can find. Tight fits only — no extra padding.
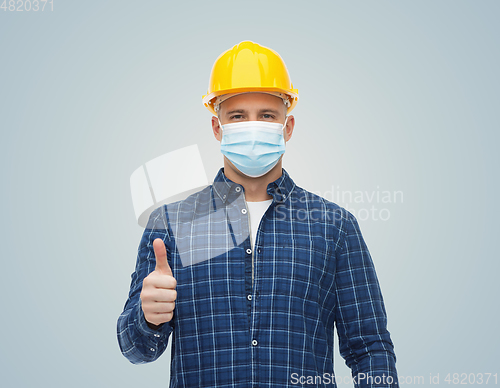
[223,159,283,202]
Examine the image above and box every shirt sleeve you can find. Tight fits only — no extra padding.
[116,206,174,364]
[334,212,398,387]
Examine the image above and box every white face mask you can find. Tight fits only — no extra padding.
[219,117,288,178]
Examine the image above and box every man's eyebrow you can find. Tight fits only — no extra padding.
[259,109,281,115]
[225,109,281,115]
[226,109,246,115]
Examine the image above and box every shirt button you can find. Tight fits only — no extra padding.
[154,334,160,337]
[247,294,252,301]
[241,208,247,214]
[258,248,261,254]
[252,339,258,346]
[235,186,241,192]
[150,348,155,351]
[246,248,252,255]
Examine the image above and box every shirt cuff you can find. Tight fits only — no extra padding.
[136,299,172,339]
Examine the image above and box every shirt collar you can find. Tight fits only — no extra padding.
[212,167,296,204]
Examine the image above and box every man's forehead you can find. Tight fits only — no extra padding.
[220,93,286,114]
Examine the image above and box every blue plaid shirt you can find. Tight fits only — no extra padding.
[117,167,398,387]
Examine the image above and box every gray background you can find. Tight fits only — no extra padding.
[1,0,498,387]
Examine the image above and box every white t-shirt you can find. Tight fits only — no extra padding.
[246,199,273,249]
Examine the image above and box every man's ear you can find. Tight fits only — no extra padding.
[284,115,295,142]
[212,115,222,141]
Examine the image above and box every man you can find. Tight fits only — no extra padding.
[117,41,398,388]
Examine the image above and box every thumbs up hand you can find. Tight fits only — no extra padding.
[140,238,177,328]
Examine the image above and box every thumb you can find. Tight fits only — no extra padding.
[153,238,172,276]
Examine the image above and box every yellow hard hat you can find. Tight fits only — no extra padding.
[202,40,299,115]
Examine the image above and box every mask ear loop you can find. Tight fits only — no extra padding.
[282,115,289,131]
[282,115,289,148]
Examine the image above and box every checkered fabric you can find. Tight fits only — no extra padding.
[117,167,398,387]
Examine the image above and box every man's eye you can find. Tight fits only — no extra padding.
[230,115,243,119]
[263,114,274,119]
